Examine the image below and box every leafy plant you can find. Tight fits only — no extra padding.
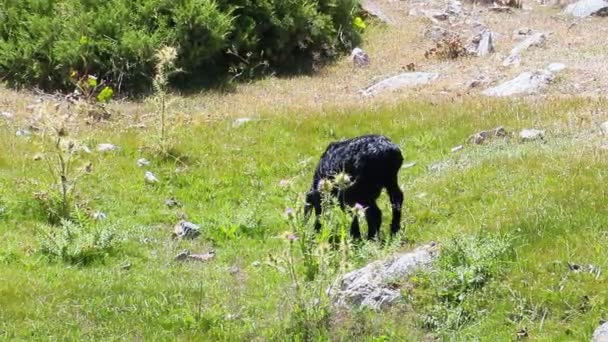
[37,217,120,265]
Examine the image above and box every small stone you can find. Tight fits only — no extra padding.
[1,112,13,120]
[173,220,201,239]
[228,266,240,275]
[519,128,545,141]
[92,211,107,220]
[547,63,566,73]
[351,47,370,68]
[252,261,261,267]
[137,158,151,167]
[97,143,120,152]
[16,129,31,137]
[467,127,508,144]
[233,117,252,128]
[599,121,608,135]
[451,145,464,152]
[165,198,181,208]
[402,162,417,169]
[144,171,159,184]
[187,251,216,262]
[175,250,190,261]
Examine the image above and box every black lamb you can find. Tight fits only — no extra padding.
[304,134,404,240]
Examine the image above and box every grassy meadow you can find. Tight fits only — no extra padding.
[1,97,608,341]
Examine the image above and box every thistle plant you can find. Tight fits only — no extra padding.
[35,103,92,224]
[152,46,180,156]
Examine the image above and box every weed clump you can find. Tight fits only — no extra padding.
[413,233,513,332]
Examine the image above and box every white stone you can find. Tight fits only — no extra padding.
[351,47,370,68]
[600,121,608,135]
[592,321,608,342]
[1,112,14,120]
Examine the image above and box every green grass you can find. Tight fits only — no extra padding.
[1,98,608,340]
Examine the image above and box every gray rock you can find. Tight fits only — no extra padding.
[503,32,547,66]
[600,121,608,135]
[361,0,394,24]
[519,128,545,141]
[592,321,608,342]
[360,72,439,97]
[351,47,370,68]
[564,0,608,17]
[482,70,554,97]
[97,143,120,152]
[329,243,438,310]
[467,75,492,88]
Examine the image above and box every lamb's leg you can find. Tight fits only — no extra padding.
[365,202,382,240]
[386,179,404,236]
[350,215,362,240]
[304,191,322,231]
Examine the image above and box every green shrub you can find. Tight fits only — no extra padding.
[0,0,361,93]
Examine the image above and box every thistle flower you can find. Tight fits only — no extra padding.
[284,207,295,220]
[334,172,352,190]
[351,203,367,218]
[318,178,333,194]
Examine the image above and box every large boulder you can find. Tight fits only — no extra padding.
[564,0,608,17]
[328,243,438,310]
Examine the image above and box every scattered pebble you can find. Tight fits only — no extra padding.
[228,266,240,275]
[233,117,253,128]
[173,220,201,239]
[137,158,151,167]
[144,171,159,184]
[175,250,216,262]
[97,143,120,152]
[547,63,566,73]
[165,198,182,208]
[16,129,31,137]
[600,121,608,135]
[451,145,464,152]
[92,211,107,220]
[252,261,261,267]
[519,128,545,142]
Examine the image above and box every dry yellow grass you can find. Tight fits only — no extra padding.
[1,0,607,125]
